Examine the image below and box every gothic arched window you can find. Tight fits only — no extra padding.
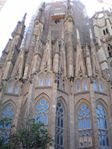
[7,81,13,94]
[38,79,44,87]
[55,101,64,149]
[35,99,49,125]
[0,104,14,143]
[78,103,92,148]
[96,104,109,147]
[99,81,103,93]
[93,80,97,92]
[14,82,19,95]
[0,104,14,129]
[46,78,51,86]
[83,80,88,91]
[76,80,81,92]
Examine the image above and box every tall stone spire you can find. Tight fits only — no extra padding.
[40,26,52,71]
[85,44,92,77]
[23,4,45,79]
[97,38,110,80]
[32,3,45,51]
[11,13,26,47]
[75,29,86,77]
[66,0,72,19]
[53,40,60,74]
[22,13,27,25]
[11,31,27,79]
[60,27,67,77]
[23,45,34,80]
[64,0,74,79]
[31,3,45,75]
[76,28,81,45]
[33,2,45,39]
[0,39,11,66]
[37,2,45,23]
[89,29,102,77]
[2,14,26,80]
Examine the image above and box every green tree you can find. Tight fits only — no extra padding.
[0,118,53,149]
[0,117,11,149]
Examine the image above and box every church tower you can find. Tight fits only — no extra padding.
[0,1,112,149]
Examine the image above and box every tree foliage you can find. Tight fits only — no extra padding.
[0,117,11,149]
[0,118,53,149]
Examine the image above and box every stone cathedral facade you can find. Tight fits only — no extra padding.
[0,0,112,149]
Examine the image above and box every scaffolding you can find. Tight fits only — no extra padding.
[25,0,90,48]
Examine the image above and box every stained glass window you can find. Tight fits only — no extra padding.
[99,81,103,93]
[55,101,64,149]
[35,99,49,125]
[93,80,97,92]
[14,82,19,95]
[1,104,14,129]
[46,78,51,86]
[83,80,88,91]
[7,81,13,94]
[38,79,44,87]
[96,104,109,147]
[76,80,80,92]
[78,104,92,148]
[0,104,14,144]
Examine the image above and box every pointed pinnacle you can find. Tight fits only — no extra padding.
[67,0,71,14]
[85,44,90,55]
[76,29,80,40]
[67,0,71,7]
[89,29,93,40]
[55,40,59,54]
[22,13,27,23]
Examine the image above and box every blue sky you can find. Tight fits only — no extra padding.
[0,0,111,56]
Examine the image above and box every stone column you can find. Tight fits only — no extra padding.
[50,74,57,149]
[3,61,13,79]
[13,98,22,128]
[69,80,75,149]
[107,84,112,148]
[25,79,34,120]
[32,53,41,74]
[90,82,99,149]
